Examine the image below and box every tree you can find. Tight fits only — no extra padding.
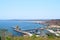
[0,29,7,40]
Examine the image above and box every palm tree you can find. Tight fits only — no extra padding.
[15,25,21,30]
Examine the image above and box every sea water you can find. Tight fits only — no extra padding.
[0,20,46,36]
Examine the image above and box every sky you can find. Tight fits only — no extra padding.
[0,0,60,20]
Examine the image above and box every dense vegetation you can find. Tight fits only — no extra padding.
[5,35,60,40]
[0,34,58,40]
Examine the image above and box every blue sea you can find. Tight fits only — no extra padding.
[0,20,46,36]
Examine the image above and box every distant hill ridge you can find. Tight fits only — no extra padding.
[46,19,60,25]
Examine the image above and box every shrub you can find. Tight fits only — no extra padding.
[0,36,1,40]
